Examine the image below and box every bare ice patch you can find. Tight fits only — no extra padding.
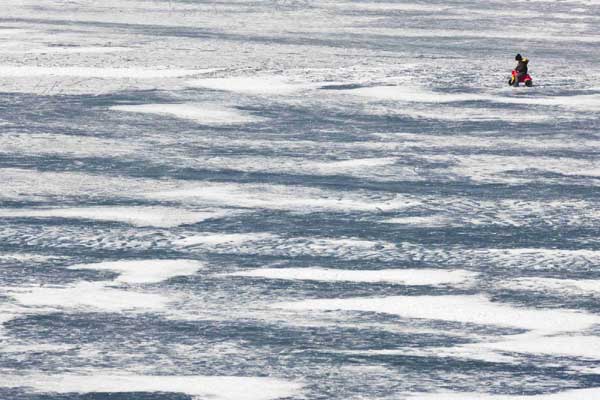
[274,295,599,333]
[111,103,263,125]
[345,85,600,112]
[405,388,600,399]
[0,206,231,228]
[283,294,600,366]
[225,267,476,286]
[67,260,205,284]
[498,277,600,297]
[471,334,600,360]
[0,374,302,400]
[0,253,63,264]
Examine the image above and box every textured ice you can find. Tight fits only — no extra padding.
[274,295,599,333]
[472,334,600,360]
[2,0,600,398]
[147,181,420,212]
[406,388,600,399]
[0,66,213,78]
[226,268,476,286]
[498,277,600,296]
[0,46,132,54]
[67,260,204,284]
[1,374,302,400]
[347,85,485,103]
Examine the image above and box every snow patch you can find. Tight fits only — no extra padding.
[384,215,453,227]
[0,66,213,79]
[67,260,205,284]
[226,268,476,286]
[0,46,131,54]
[9,282,170,312]
[188,75,312,95]
[0,206,231,228]
[175,233,276,247]
[147,181,420,212]
[111,103,262,125]
[0,374,302,400]
[347,85,485,103]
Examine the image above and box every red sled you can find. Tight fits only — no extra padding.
[508,70,533,87]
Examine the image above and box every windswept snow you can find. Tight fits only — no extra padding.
[0,207,231,227]
[226,268,477,286]
[67,260,204,284]
[0,66,214,79]
[111,103,264,125]
[0,375,302,400]
[8,282,171,312]
[2,0,600,398]
[188,76,313,95]
[274,295,599,333]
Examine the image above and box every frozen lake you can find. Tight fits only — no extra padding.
[1,0,600,399]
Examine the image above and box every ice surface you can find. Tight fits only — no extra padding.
[0,46,132,54]
[111,103,263,125]
[147,181,420,212]
[498,277,600,296]
[347,86,485,103]
[0,66,213,78]
[406,388,600,399]
[67,260,204,284]
[2,0,600,397]
[472,334,600,359]
[226,268,476,286]
[348,85,600,112]
[0,374,302,400]
[274,295,599,333]
[188,76,312,95]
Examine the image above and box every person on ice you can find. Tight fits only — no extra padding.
[513,54,529,86]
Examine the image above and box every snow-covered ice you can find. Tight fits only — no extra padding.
[226,267,477,286]
[0,374,302,400]
[67,259,205,284]
[2,0,600,398]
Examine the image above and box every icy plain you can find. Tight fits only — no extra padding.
[1,0,600,399]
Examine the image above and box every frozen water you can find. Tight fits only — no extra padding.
[1,0,600,399]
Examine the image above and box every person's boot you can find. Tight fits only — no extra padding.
[513,74,520,87]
